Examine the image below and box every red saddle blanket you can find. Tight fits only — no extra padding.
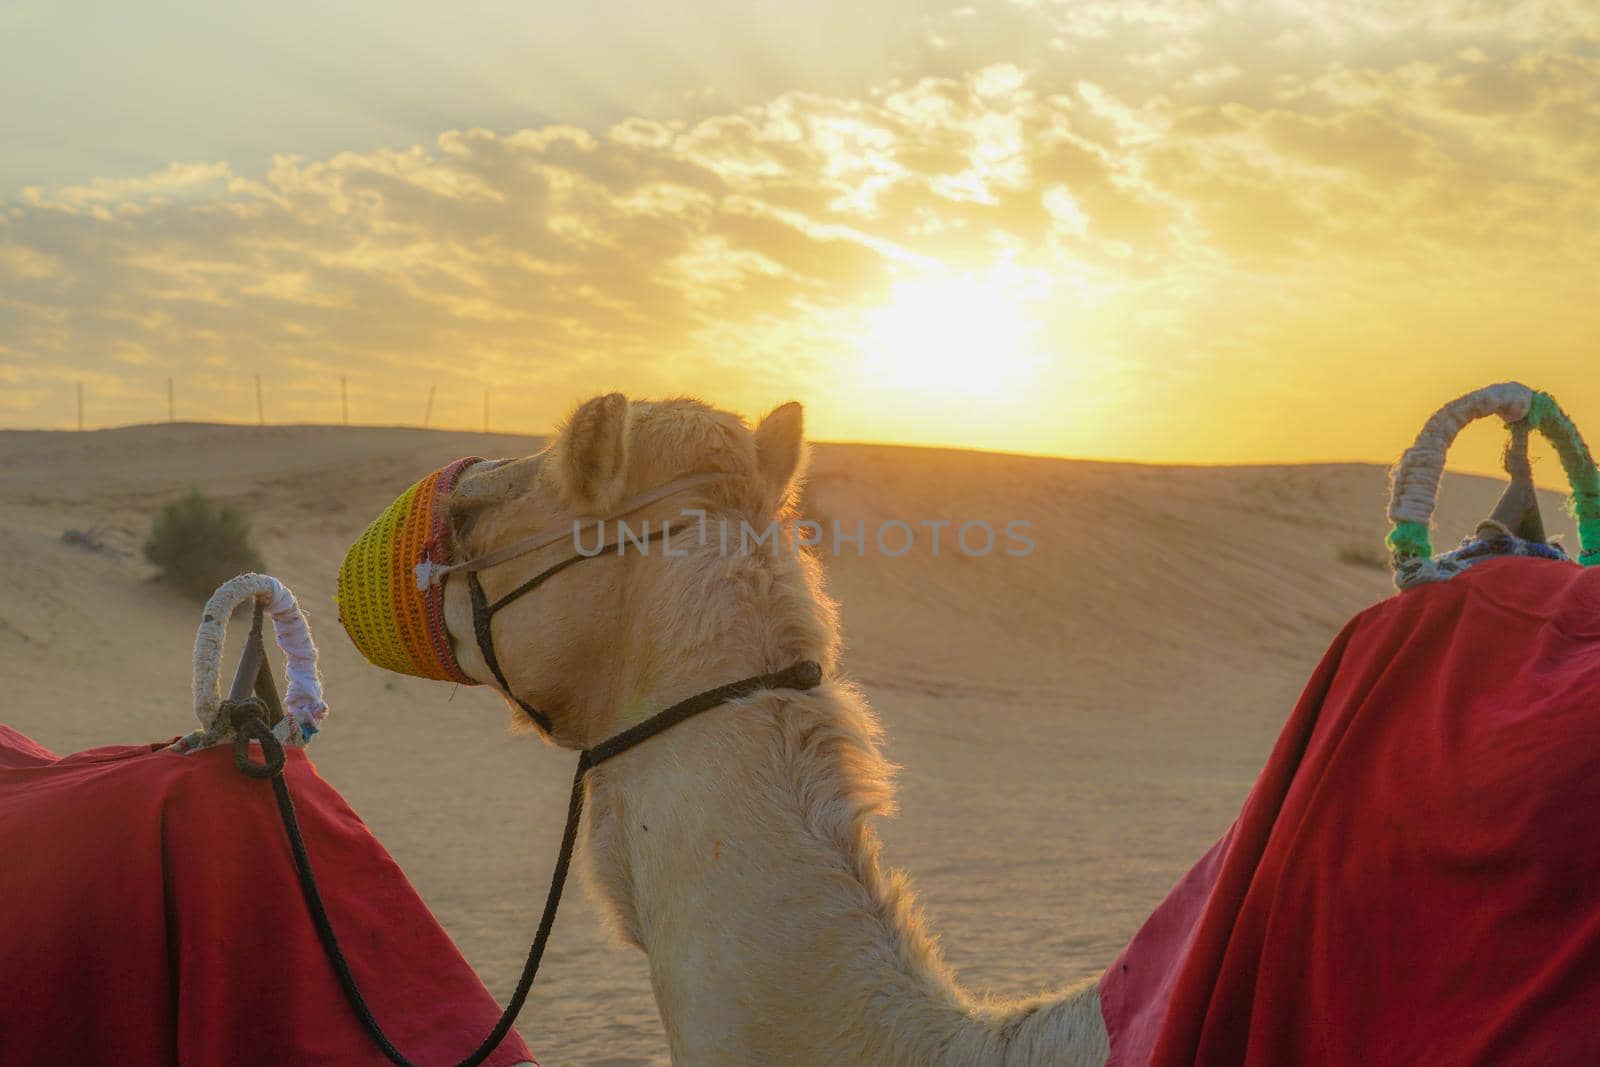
[0,730,535,1067]
[1099,556,1600,1065]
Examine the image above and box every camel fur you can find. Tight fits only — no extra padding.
[439,394,1109,1066]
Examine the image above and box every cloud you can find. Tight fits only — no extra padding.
[1,0,1596,463]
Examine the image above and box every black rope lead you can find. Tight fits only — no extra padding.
[268,757,583,1067]
[239,659,824,1067]
[226,697,285,779]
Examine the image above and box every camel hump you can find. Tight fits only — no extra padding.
[1103,557,1600,1065]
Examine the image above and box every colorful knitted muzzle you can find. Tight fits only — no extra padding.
[336,457,483,684]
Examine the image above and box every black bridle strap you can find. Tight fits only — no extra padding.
[464,522,680,736]
[466,572,553,734]
[482,550,595,614]
[584,660,824,768]
[251,659,824,1067]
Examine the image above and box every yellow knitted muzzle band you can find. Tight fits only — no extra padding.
[336,457,482,684]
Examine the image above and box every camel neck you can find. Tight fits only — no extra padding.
[579,682,1107,1066]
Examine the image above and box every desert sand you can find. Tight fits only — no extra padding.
[1,423,1578,1065]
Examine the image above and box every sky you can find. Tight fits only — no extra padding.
[1,0,1596,477]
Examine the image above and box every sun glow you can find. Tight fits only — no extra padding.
[857,276,1040,400]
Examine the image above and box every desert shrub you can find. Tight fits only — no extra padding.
[1337,541,1390,570]
[144,489,266,600]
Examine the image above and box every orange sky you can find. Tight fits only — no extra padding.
[0,1,1594,481]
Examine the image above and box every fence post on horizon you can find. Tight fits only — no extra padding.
[76,382,83,432]
[167,377,175,423]
[341,376,349,426]
[255,375,264,426]
[423,384,435,429]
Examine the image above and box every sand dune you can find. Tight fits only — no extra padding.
[1,424,1577,1065]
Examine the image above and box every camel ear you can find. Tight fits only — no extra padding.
[556,392,630,511]
[753,402,805,502]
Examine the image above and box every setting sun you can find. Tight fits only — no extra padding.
[7,5,1600,1065]
[858,276,1040,401]
[2,1,1595,474]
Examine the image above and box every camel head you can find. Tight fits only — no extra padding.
[437,393,834,748]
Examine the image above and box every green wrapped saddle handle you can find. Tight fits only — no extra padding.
[1386,383,1599,567]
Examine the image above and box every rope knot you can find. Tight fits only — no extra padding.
[224,696,286,779]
